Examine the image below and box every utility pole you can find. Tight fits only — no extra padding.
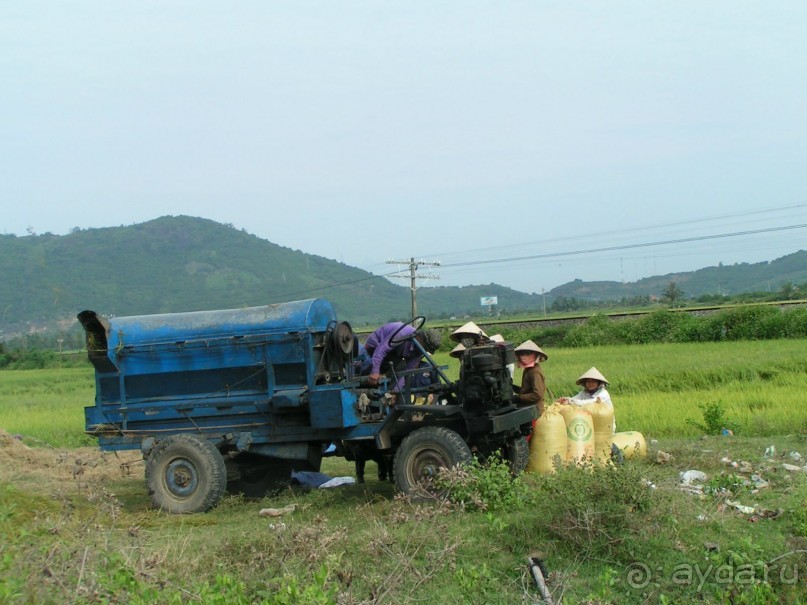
[387,257,440,318]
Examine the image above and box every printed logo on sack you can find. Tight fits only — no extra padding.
[567,417,593,441]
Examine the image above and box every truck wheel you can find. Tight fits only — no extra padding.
[146,434,227,513]
[504,436,530,475]
[394,427,472,499]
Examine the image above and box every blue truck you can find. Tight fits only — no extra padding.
[78,298,536,513]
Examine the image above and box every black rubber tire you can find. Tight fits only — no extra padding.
[145,434,227,513]
[393,426,472,499]
[504,436,530,475]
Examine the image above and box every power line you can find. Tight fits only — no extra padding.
[233,222,805,308]
[420,203,806,262]
[241,270,401,306]
[440,224,807,269]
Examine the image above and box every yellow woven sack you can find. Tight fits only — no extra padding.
[581,401,615,463]
[611,431,647,459]
[527,404,567,474]
[558,406,595,465]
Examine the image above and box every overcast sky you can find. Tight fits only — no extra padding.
[3,2,806,296]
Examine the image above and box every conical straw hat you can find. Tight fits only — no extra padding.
[514,340,548,360]
[449,343,466,358]
[450,321,488,342]
[576,366,608,386]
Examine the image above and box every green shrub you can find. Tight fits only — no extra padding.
[561,314,618,347]
[541,305,807,347]
[525,460,655,556]
[530,325,571,348]
[687,313,731,341]
[262,564,338,605]
[453,563,498,604]
[794,497,807,538]
[704,472,749,497]
[686,401,738,435]
[780,307,807,337]
[623,310,688,344]
[436,455,530,512]
[719,306,782,340]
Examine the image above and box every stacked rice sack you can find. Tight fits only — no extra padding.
[558,404,597,465]
[610,430,647,460]
[527,401,645,474]
[526,404,567,474]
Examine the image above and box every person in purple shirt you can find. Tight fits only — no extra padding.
[361,322,442,387]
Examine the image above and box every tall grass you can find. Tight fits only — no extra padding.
[442,338,807,438]
[0,368,95,447]
[1,343,806,604]
[1,339,805,447]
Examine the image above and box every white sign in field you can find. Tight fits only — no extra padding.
[480,296,498,306]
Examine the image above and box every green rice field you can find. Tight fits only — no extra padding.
[1,338,805,447]
[1,339,806,605]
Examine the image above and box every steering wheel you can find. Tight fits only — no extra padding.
[388,316,426,346]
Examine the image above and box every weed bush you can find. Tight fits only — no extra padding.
[525,325,570,348]
[625,310,692,344]
[0,349,86,370]
[453,562,499,604]
[703,472,749,497]
[719,305,783,340]
[687,401,738,435]
[262,565,338,605]
[561,314,618,347]
[525,460,655,557]
[436,455,530,512]
[780,307,807,338]
[523,306,807,348]
[794,496,807,538]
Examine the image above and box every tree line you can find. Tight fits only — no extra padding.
[2,298,805,371]
[502,304,807,349]
[549,280,805,313]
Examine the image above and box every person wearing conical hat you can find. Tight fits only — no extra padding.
[563,366,614,431]
[489,334,515,378]
[450,321,488,348]
[569,367,611,405]
[512,340,548,414]
[449,343,466,359]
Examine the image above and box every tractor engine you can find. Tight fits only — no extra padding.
[456,341,516,413]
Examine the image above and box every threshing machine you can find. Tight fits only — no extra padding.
[78,298,536,513]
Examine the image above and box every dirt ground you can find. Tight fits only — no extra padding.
[0,429,143,494]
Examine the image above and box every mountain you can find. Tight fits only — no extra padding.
[0,216,543,337]
[548,251,807,301]
[0,216,802,340]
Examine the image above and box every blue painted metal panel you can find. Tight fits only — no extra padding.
[80,297,391,455]
[308,387,361,429]
[104,299,335,379]
[108,298,335,347]
[270,388,307,408]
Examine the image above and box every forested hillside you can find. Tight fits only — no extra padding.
[0,216,544,336]
[1,216,803,340]
[549,250,807,301]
